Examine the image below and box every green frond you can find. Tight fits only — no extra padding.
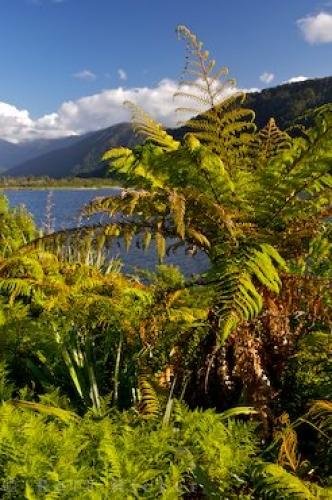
[305,400,332,436]
[214,245,286,342]
[0,277,34,303]
[102,144,166,188]
[98,434,122,479]
[138,375,160,418]
[156,226,166,261]
[142,230,152,250]
[251,118,291,167]
[169,190,186,238]
[124,101,180,151]
[250,461,316,499]
[187,227,210,248]
[218,406,257,420]
[253,105,332,228]
[9,400,79,423]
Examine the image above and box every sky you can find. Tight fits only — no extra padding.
[0,0,331,142]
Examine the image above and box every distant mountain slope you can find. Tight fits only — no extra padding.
[246,76,332,129]
[0,135,81,172]
[0,140,18,172]
[5,76,332,178]
[5,123,140,178]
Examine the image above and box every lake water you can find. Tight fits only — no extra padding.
[3,188,208,275]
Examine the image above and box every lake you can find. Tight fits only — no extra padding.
[3,188,208,275]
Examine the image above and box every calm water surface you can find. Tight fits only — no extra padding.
[4,188,208,275]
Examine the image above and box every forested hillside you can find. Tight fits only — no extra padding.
[246,76,332,128]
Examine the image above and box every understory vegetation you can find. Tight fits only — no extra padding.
[0,26,331,498]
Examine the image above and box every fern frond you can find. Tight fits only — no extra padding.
[169,190,186,238]
[155,225,166,261]
[273,413,301,472]
[254,105,332,228]
[174,25,256,168]
[305,400,332,436]
[138,375,160,418]
[124,101,180,151]
[250,461,316,499]
[218,406,257,420]
[9,400,79,423]
[187,227,210,248]
[251,118,291,167]
[214,245,286,342]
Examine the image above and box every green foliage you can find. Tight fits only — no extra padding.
[0,195,36,257]
[249,461,329,499]
[0,25,330,496]
[283,332,332,414]
[0,402,257,499]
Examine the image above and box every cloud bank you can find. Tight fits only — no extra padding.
[297,12,332,44]
[0,79,259,143]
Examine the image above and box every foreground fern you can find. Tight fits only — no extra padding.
[0,402,257,498]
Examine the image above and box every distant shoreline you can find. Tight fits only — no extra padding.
[1,185,120,191]
[0,176,121,191]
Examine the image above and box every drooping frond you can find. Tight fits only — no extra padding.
[124,101,180,151]
[213,244,287,343]
[305,400,332,437]
[32,184,239,264]
[169,190,186,239]
[273,413,301,472]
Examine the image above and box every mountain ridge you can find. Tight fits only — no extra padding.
[3,75,332,178]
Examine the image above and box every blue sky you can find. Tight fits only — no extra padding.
[0,0,331,142]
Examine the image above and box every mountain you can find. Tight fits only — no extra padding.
[4,76,332,178]
[0,135,81,172]
[0,140,18,172]
[5,123,140,178]
[245,76,332,129]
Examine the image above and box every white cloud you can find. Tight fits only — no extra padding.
[0,80,259,143]
[118,68,127,81]
[282,75,310,84]
[297,12,332,44]
[73,69,97,81]
[259,72,275,84]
